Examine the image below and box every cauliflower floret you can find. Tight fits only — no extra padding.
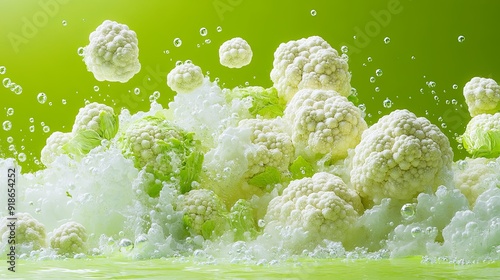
[72,102,118,139]
[265,172,360,248]
[463,77,500,117]
[351,109,453,205]
[83,20,141,83]
[0,213,46,250]
[118,116,204,197]
[167,61,204,93]
[40,131,73,166]
[461,113,500,158]
[219,37,253,68]
[178,189,228,238]
[50,221,88,255]
[284,88,367,161]
[453,157,500,205]
[270,36,351,102]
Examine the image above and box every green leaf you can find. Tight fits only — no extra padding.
[347,93,360,105]
[289,156,314,179]
[201,220,216,239]
[62,129,102,156]
[227,86,286,118]
[98,111,119,140]
[462,129,500,158]
[248,166,282,188]
[179,151,204,194]
[228,199,258,240]
[66,191,72,198]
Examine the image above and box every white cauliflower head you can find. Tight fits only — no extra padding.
[351,109,453,205]
[461,113,500,158]
[167,61,205,93]
[265,172,361,246]
[83,20,141,83]
[50,221,88,255]
[72,102,118,138]
[219,37,253,68]
[284,88,367,161]
[463,77,500,117]
[178,189,228,238]
[270,36,351,102]
[40,131,73,166]
[453,157,500,206]
[1,213,46,250]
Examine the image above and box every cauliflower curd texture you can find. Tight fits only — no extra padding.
[463,77,500,117]
[83,20,141,83]
[219,37,253,68]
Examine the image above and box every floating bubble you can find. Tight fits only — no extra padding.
[367,57,373,62]
[7,136,14,143]
[411,56,416,60]
[2,77,12,88]
[164,50,170,54]
[62,99,67,105]
[452,84,458,90]
[119,238,134,251]
[62,20,67,26]
[134,88,141,95]
[341,45,348,54]
[6,108,14,116]
[29,117,34,123]
[216,26,222,32]
[152,91,160,99]
[401,203,416,219]
[358,104,366,112]
[42,125,50,133]
[199,27,208,36]
[411,227,422,238]
[135,235,148,249]
[375,86,380,92]
[369,77,376,83]
[37,92,47,104]
[375,69,383,76]
[18,153,26,162]
[427,81,436,88]
[384,37,391,44]
[0,66,6,74]
[383,98,392,108]
[77,47,85,56]
[29,125,35,133]
[3,120,12,131]
[173,38,182,47]
[310,10,317,16]
[258,219,266,228]
[205,39,211,44]
[94,86,99,92]
[458,35,465,43]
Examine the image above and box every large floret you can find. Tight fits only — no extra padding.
[50,221,88,255]
[351,109,453,205]
[219,37,253,68]
[284,88,367,161]
[118,115,204,197]
[264,172,361,249]
[453,157,500,205]
[463,77,500,117]
[461,113,500,158]
[40,131,73,166]
[167,61,205,93]
[270,36,351,102]
[0,213,46,250]
[83,20,141,83]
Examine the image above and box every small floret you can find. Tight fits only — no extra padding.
[270,36,351,102]
[83,20,141,83]
[50,221,88,255]
[284,88,367,161]
[225,86,286,119]
[167,61,204,93]
[460,113,500,158]
[40,131,73,166]
[118,115,204,197]
[219,37,253,68]
[1,213,46,250]
[351,109,453,205]
[453,157,500,206]
[463,77,500,117]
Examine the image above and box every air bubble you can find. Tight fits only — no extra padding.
[37,92,47,104]
[0,66,6,74]
[358,104,366,112]
[7,136,14,143]
[3,121,12,131]
[216,26,222,32]
[153,91,160,99]
[375,87,380,92]
[401,203,416,219]
[29,125,35,132]
[458,35,465,43]
[3,78,12,88]
[18,153,26,162]
[199,27,208,36]
[341,46,348,54]
[384,37,391,44]
[383,98,392,108]
[370,77,376,83]
[258,219,266,228]
[29,117,34,123]
[62,99,67,105]
[411,56,416,60]
[173,38,182,47]
[411,227,422,238]
[119,238,134,251]
[367,57,373,62]
[6,108,14,116]
[77,47,85,56]
[375,69,383,76]
[452,84,458,90]
[205,39,211,44]
[42,125,50,133]
[310,10,317,16]
[62,20,67,26]
[12,84,22,95]
[93,86,99,92]
[134,88,141,95]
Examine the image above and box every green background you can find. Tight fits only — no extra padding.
[1,0,500,172]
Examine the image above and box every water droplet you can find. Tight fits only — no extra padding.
[93,85,99,92]
[427,81,436,88]
[37,92,47,104]
[18,153,26,162]
[384,37,391,44]
[441,123,447,128]
[452,84,458,90]
[29,117,34,123]
[134,88,140,95]
[358,104,366,112]
[411,226,422,238]
[12,84,22,95]
[7,136,14,143]
[173,38,182,47]
[205,39,211,44]
[29,125,35,132]
[341,45,348,54]
[383,98,392,108]
[411,56,416,60]
[62,99,67,105]
[258,219,266,228]
[401,203,416,219]
[119,238,134,251]
[451,99,458,105]
[6,108,14,116]
[199,27,208,36]
[369,76,376,83]
[135,235,148,248]
[2,78,12,88]
[367,57,373,62]
[42,125,50,133]
[164,49,170,55]
[216,26,222,32]
[458,35,465,43]
[0,66,6,74]
[310,10,317,16]
[375,69,383,76]
[375,86,380,92]
[77,47,85,56]
[153,91,160,99]
[3,120,12,131]
[457,143,464,150]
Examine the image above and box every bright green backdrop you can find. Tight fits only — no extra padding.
[1,0,500,172]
